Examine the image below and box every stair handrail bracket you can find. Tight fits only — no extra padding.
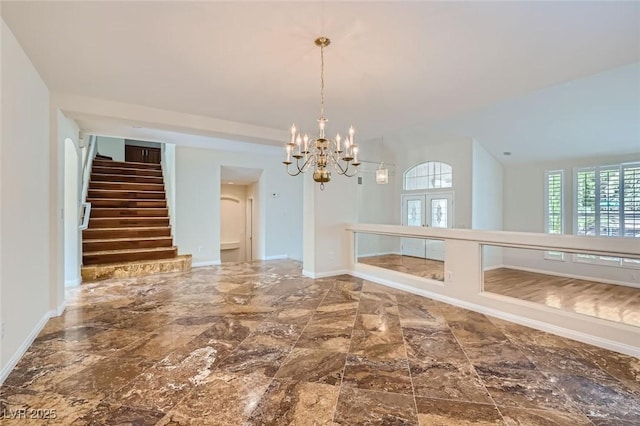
[79,202,91,231]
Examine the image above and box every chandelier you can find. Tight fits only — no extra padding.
[283,36,360,190]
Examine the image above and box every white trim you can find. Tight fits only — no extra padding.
[347,223,640,257]
[482,264,504,272]
[54,301,67,317]
[356,251,401,258]
[192,260,222,267]
[263,255,288,260]
[501,264,640,289]
[544,170,564,234]
[302,269,349,279]
[0,311,52,385]
[350,269,640,358]
[65,278,81,287]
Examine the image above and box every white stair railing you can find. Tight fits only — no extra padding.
[79,135,97,230]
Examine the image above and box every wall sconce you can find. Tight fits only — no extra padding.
[376,162,389,184]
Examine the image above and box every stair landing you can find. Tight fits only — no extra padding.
[81,254,192,281]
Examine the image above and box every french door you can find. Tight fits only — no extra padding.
[401,193,453,260]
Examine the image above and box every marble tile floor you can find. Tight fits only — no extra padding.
[1,259,639,425]
[358,254,640,327]
[358,254,445,281]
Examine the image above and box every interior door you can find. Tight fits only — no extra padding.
[125,145,162,164]
[401,195,426,258]
[125,145,145,163]
[401,193,453,259]
[424,194,453,261]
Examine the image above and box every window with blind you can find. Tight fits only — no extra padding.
[544,171,564,260]
[574,162,640,268]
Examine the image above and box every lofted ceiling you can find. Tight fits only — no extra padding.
[2,1,639,160]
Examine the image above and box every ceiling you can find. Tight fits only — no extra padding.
[2,1,639,160]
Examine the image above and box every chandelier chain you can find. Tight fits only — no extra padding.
[320,44,325,119]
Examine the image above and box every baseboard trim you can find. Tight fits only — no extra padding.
[65,278,80,287]
[351,269,640,358]
[0,310,52,385]
[501,264,640,288]
[54,300,67,317]
[302,269,349,279]
[192,260,221,267]
[264,255,288,260]
[356,251,401,258]
[482,264,505,272]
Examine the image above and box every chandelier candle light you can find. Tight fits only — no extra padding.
[283,36,360,190]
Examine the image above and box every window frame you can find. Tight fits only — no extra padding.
[544,170,565,261]
[403,161,453,192]
[571,162,640,269]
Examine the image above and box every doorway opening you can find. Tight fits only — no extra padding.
[220,166,263,263]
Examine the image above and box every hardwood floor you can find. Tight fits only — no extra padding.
[1,260,638,424]
[485,268,640,327]
[358,254,640,327]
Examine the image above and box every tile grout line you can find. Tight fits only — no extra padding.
[509,340,599,425]
[331,277,365,424]
[441,313,506,423]
[265,277,334,380]
[245,272,336,421]
[145,264,297,422]
[396,300,422,424]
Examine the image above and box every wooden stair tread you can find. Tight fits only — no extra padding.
[90,173,164,183]
[91,207,167,210]
[84,246,177,255]
[88,189,166,199]
[90,168,161,175]
[82,227,172,239]
[87,198,166,201]
[93,159,161,169]
[86,199,167,208]
[90,216,169,220]
[89,180,164,189]
[83,236,172,243]
[92,166,162,173]
[83,226,170,231]
[88,189,166,193]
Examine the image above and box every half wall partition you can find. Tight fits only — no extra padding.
[347,224,640,357]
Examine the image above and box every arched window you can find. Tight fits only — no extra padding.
[404,161,452,191]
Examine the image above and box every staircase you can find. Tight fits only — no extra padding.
[81,158,190,280]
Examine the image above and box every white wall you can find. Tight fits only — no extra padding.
[472,139,504,268]
[125,139,161,149]
[96,136,124,161]
[356,138,399,257]
[472,139,503,230]
[248,182,259,261]
[1,19,52,379]
[303,172,359,277]
[161,143,176,231]
[503,152,640,285]
[175,146,302,266]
